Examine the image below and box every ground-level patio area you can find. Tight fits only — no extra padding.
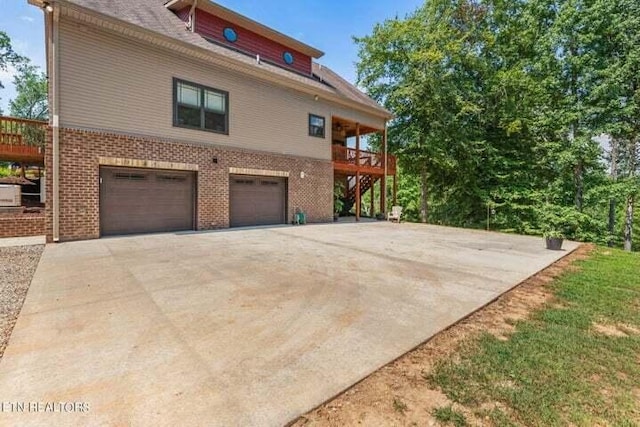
[0,223,579,426]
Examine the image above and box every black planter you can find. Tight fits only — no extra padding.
[545,237,564,250]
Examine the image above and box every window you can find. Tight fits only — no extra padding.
[173,79,229,134]
[283,51,294,65]
[223,27,238,43]
[308,114,325,138]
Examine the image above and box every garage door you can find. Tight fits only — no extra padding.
[100,166,195,236]
[229,175,287,227]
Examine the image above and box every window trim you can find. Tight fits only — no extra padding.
[308,113,325,138]
[173,78,229,135]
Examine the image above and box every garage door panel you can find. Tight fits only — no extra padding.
[230,175,286,227]
[100,167,195,236]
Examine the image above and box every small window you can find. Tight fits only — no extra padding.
[174,78,229,134]
[283,51,294,65]
[223,27,238,43]
[309,114,325,138]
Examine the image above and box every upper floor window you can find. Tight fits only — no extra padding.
[173,79,229,134]
[309,114,325,138]
[223,27,238,43]
[283,52,294,65]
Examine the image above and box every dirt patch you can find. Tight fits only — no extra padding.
[291,244,593,427]
[0,244,44,360]
[592,322,640,337]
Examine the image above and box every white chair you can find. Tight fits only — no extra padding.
[387,206,403,223]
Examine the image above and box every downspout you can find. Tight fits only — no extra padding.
[48,4,60,241]
[187,0,197,32]
[383,121,388,211]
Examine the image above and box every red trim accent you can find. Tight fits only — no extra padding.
[190,9,312,75]
[175,6,190,22]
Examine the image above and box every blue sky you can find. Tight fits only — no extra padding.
[0,0,423,112]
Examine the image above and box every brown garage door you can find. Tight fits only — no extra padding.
[229,175,287,227]
[100,166,195,236]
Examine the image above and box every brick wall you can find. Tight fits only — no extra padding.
[46,127,333,242]
[0,214,45,238]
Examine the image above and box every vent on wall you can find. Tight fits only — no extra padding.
[157,175,187,182]
[114,173,147,181]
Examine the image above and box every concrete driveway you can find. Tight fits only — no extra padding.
[0,223,579,426]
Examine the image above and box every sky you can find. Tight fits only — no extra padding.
[0,0,423,112]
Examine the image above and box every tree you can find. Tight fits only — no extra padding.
[0,30,26,113]
[9,62,48,120]
[585,0,640,250]
[355,0,635,247]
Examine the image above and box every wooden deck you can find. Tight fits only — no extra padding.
[331,145,396,176]
[0,116,47,165]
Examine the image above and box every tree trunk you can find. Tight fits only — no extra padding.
[608,138,618,247]
[420,165,428,223]
[623,196,634,252]
[623,139,637,252]
[574,160,584,212]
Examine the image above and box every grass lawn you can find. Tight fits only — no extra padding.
[428,247,640,426]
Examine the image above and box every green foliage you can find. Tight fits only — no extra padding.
[0,164,13,177]
[0,30,26,112]
[433,405,468,427]
[333,180,345,215]
[428,248,640,425]
[9,62,48,120]
[392,397,408,414]
[356,0,639,249]
[536,203,593,239]
[0,31,25,88]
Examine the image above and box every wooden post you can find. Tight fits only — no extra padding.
[355,172,361,221]
[370,176,375,217]
[380,128,387,214]
[355,123,361,221]
[393,173,398,206]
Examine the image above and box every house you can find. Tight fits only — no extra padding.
[28,0,397,242]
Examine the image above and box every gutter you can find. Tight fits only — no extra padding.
[51,5,60,242]
[186,0,197,32]
[34,0,60,241]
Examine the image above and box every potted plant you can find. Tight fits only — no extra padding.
[333,181,345,221]
[543,229,564,250]
[537,203,580,251]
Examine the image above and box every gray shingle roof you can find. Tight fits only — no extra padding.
[60,0,391,118]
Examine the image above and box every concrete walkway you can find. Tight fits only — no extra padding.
[0,235,45,248]
[0,223,579,426]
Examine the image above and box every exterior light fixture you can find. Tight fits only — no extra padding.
[42,2,53,12]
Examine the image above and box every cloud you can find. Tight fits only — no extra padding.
[20,16,35,23]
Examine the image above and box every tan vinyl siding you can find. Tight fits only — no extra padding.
[57,19,385,160]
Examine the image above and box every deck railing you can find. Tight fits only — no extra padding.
[332,145,396,175]
[0,115,47,148]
